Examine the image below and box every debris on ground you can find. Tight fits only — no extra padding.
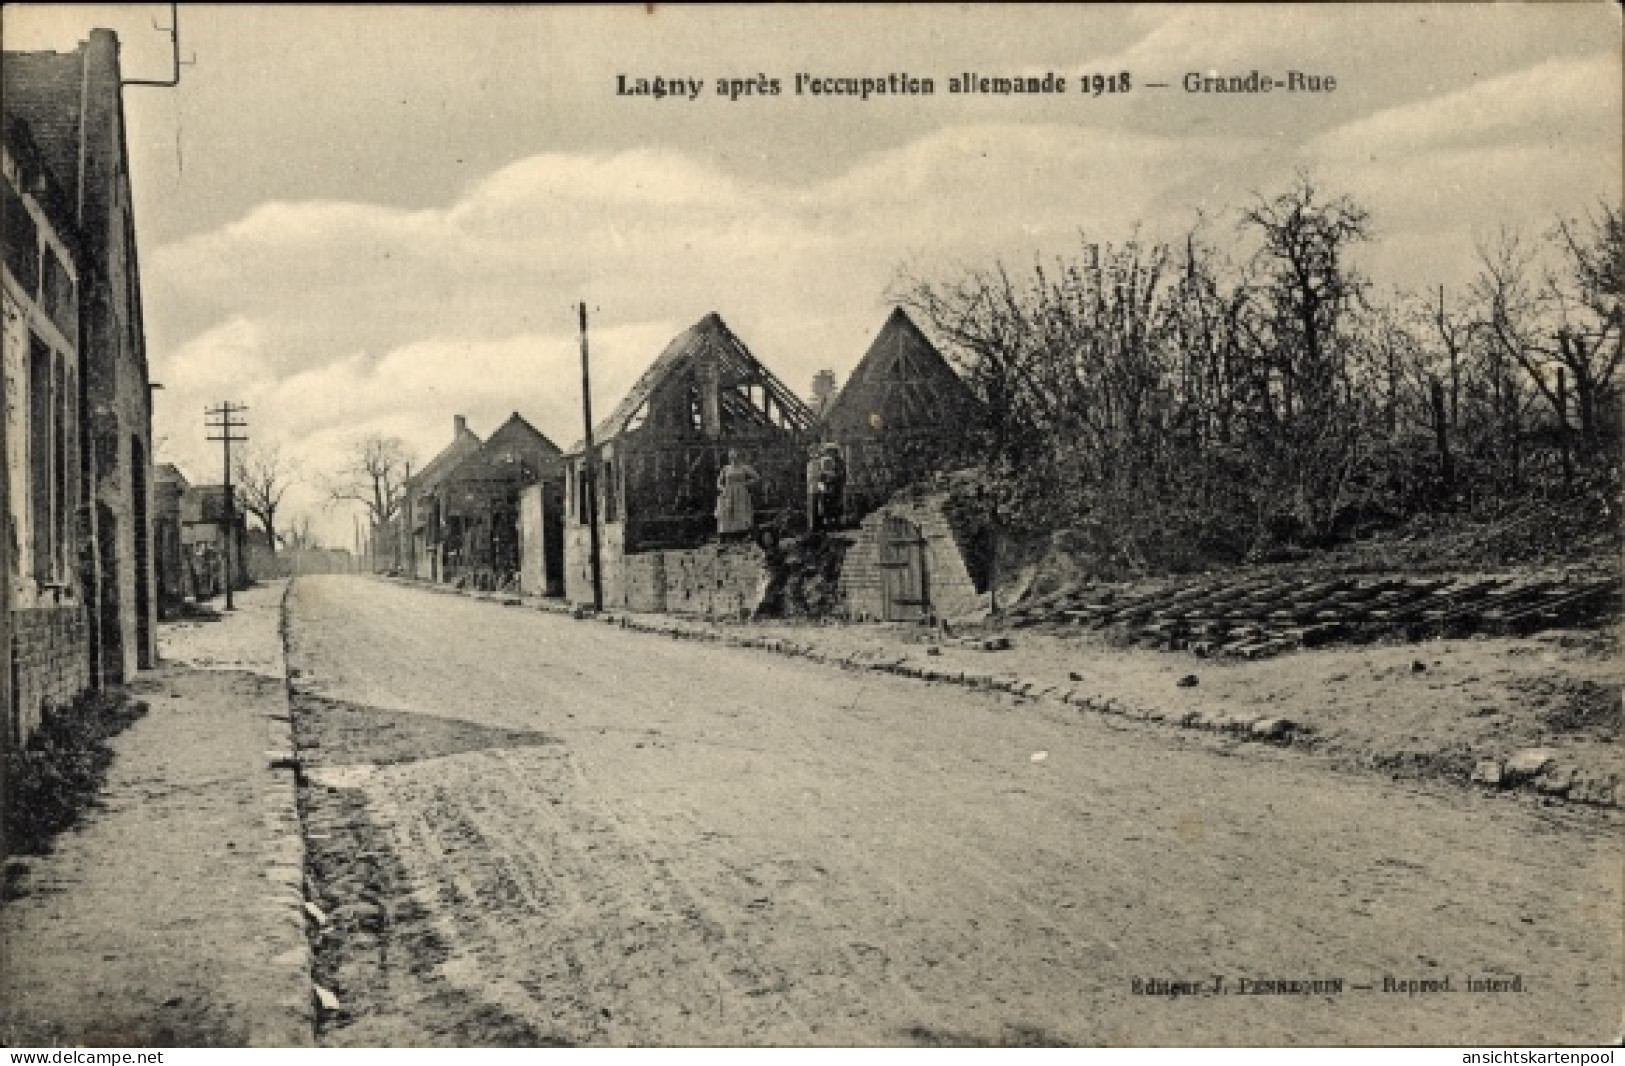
[1001,571,1618,660]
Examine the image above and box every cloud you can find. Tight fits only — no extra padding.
[147,84,1619,544]
[1309,54,1621,164]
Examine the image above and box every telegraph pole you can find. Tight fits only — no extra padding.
[579,303,604,611]
[404,461,415,580]
[205,402,248,610]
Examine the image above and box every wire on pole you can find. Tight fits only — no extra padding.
[205,401,248,610]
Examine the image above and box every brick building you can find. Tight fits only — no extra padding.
[403,415,482,581]
[408,413,561,589]
[5,29,159,695]
[3,110,90,745]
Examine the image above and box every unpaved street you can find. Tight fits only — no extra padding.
[285,576,1619,1046]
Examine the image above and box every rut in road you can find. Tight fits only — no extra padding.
[284,576,1622,1047]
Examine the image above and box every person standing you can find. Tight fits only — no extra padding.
[715,449,760,541]
[818,443,847,530]
[805,444,826,532]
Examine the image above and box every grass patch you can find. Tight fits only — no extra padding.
[5,691,149,865]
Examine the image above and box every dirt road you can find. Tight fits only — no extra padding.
[285,576,1620,1046]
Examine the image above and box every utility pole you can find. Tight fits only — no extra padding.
[579,302,604,611]
[205,402,248,609]
[404,461,415,580]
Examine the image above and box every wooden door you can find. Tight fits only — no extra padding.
[880,514,928,622]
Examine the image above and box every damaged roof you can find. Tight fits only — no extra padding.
[569,312,814,453]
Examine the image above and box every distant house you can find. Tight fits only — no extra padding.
[153,463,189,616]
[5,29,160,686]
[560,313,815,605]
[403,415,483,580]
[823,307,984,519]
[407,413,562,588]
[181,484,250,599]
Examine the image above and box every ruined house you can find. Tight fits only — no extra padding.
[407,413,562,588]
[403,415,483,581]
[3,109,89,744]
[560,313,814,606]
[5,30,159,688]
[823,307,984,520]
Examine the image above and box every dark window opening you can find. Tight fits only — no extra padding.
[42,244,75,340]
[28,336,54,583]
[603,459,619,523]
[4,177,40,296]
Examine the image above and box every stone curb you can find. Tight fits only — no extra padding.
[386,577,1620,811]
[253,580,316,1048]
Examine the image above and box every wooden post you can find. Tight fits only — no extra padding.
[206,402,247,609]
[404,461,414,580]
[579,303,604,611]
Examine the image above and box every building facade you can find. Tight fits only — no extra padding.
[3,112,90,745]
[561,313,815,606]
[823,307,985,521]
[5,29,159,688]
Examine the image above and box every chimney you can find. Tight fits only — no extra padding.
[454,415,467,438]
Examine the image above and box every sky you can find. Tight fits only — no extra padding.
[4,4,1621,547]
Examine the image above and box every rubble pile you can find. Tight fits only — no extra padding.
[755,532,852,619]
[1005,573,1620,659]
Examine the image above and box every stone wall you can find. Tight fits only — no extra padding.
[518,485,547,597]
[837,492,982,622]
[564,519,626,606]
[654,543,764,618]
[567,529,767,619]
[10,605,91,746]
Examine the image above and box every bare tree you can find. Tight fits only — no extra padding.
[1549,202,1624,458]
[1240,173,1372,542]
[234,443,298,557]
[326,434,414,567]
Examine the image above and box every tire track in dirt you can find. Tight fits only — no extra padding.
[285,576,1621,1046]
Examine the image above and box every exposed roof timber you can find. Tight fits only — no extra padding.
[571,312,813,452]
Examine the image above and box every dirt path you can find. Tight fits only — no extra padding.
[286,575,1621,1047]
[1,582,309,1047]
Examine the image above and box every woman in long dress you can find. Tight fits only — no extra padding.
[715,449,760,540]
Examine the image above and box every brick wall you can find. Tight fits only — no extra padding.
[10,604,91,746]
[837,492,982,622]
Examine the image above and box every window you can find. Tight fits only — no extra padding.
[602,459,619,523]
[28,336,56,584]
[53,352,69,571]
[3,176,40,296]
[41,244,75,341]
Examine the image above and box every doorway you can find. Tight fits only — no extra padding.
[879,514,928,622]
